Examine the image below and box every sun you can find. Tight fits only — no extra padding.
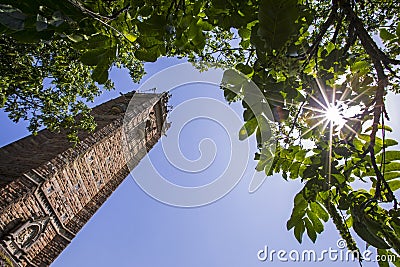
[324,104,346,128]
[277,77,366,185]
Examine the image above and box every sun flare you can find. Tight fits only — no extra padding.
[324,104,345,128]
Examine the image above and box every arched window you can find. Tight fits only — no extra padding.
[15,224,40,248]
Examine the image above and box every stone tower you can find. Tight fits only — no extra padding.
[0,92,169,266]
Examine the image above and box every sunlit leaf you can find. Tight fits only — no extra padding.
[380,28,396,41]
[239,117,258,140]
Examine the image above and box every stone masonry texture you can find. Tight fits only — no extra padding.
[0,92,169,267]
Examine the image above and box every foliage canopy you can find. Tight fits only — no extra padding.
[2,0,400,265]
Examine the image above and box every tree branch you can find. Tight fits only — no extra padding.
[341,0,398,208]
[341,2,400,67]
[203,47,255,56]
[331,10,344,44]
[106,5,130,20]
[67,0,134,44]
[305,3,338,60]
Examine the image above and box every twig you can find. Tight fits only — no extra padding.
[304,3,338,63]
[287,99,307,138]
[331,10,344,44]
[67,0,134,44]
[107,5,130,20]
[203,47,255,56]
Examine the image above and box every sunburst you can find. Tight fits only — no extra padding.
[259,75,373,184]
[299,78,367,185]
[263,76,370,185]
[324,104,346,128]
[299,78,365,139]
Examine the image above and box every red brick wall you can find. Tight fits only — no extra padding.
[0,93,169,266]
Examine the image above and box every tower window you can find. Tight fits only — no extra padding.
[87,155,94,162]
[61,214,68,221]
[74,183,81,191]
[46,185,54,194]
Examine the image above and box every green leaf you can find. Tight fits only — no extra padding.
[137,36,164,48]
[294,221,305,243]
[351,61,370,72]
[67,34,85,43]
[384,172,400,181]
[235,63,253,76]
[304,217,317,243]
[90,46,116,84]
[238,27,251,40]
[124,32,137,42]
[346,216,353,228]
[387,180,400,192]
[385,139,399,148]
[334,147,351,157]
[353,221,390,249]
[137,15,166,35]
[0,5,26,30]
[289,162,301,179]
[385,162,400,172]
[377,151,400,163]
[80,48,108,66]
[286,216,298,230]
[187,22,202,40]
[255,153,273,172]
[243,108,255,121]
[332,173,346,184]
[197,19,213,31]
[221,69,248,95]
[0,94,6,108]
[380,28,396,41]
[397,22,400,37]
[307,209,324,233]
[91,60,109,84]
[73,34,110,49]
[224,89,239,103]
[294,192,308,211]
[326,42,335,54]
[365,124,393,133]
[138,5,153,17]
[257,115,272,141]
[9,28,33,41]
[295,150,307,162]
[310,202,329,222]
[287,192,307,230]
[302,165,317,179]
[257,0,300,51]
[134,46,160,62]
[239,117,258,140]
[353,138,364,151]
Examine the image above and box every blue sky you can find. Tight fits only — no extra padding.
[1,57,400,266]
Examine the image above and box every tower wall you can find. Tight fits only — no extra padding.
[0,92,168,266]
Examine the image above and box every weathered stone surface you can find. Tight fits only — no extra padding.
[0,93,168,266]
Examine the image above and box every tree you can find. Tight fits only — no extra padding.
[2,0,400,264]
[0,0,144,141]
